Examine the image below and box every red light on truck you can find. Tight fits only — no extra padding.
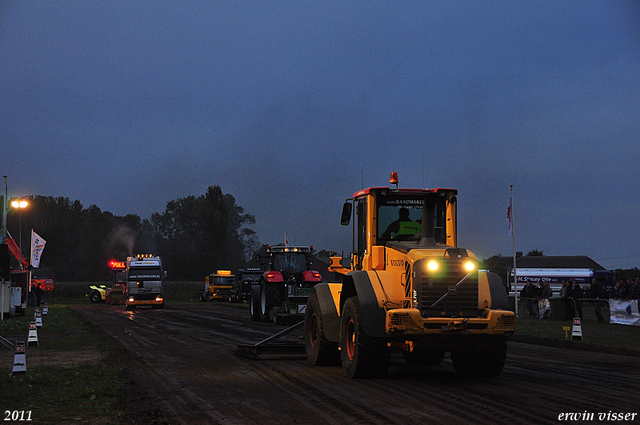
[109,260,126,270]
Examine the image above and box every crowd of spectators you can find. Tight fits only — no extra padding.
[609,277,640,300]
[520,280,553,319]
[519,277,640,322]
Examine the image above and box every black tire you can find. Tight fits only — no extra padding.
[249,287,260,321]
[339,297,390,378]
[152,303,164,309]
[260,282,281,322]
[403,346,444,366]
[90,291,101,303]
[451,338,507,377]
[305,293,340,366]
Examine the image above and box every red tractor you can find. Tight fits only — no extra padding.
[250,245,322,324]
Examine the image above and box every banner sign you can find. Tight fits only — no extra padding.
[30,230,46,268]
[609,299,640,326]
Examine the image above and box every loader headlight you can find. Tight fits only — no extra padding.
[427,260,439,271]
[464,261,475,272]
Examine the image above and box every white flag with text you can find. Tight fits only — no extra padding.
[30,230,47,268]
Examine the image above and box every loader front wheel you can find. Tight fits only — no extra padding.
[339,297,389,378]
[305,293,340,366]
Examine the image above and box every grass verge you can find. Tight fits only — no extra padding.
[513,302,640,356]
[0,305,169,424]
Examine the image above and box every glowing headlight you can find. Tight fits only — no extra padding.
[427,260,439,271]
[464,261,475,272]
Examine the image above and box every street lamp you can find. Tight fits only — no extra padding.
[11,199,28,270]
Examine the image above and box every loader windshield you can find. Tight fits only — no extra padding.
[376,192,448,245]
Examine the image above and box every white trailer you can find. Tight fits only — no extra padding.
[509,268,614,296]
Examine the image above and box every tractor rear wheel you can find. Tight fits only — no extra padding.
[305,293,340,366]
[260,282,281,322]
[339,297,389,378]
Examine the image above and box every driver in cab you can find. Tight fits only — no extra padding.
[381,207,422,240]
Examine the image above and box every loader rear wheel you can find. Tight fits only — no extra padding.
[451,338,507,377]
[339,297,389,378]
[305,293,340,366]
[260,282,281,322]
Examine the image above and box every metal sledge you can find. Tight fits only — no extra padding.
[235,321,306,360]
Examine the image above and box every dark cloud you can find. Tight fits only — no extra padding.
[1,1,639,268]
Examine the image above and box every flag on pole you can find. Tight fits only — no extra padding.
[30,230,46,268]
[284,231,289,247]
[506,194,513,238]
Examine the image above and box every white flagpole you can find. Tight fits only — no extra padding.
[510,185,518,316]
[1,176,7,244]
[1,176,7,321]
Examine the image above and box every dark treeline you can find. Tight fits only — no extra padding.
[2,185,259,281]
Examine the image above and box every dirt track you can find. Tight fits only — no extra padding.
[73,303,640,425]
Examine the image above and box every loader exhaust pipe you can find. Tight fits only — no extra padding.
[419,195,437,247]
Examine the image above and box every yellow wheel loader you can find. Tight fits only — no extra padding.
[304,172,515,378]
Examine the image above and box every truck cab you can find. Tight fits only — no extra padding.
[126,254,165,309]
[201,270,236,301]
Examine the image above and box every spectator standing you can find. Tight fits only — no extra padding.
[520,280,538,318]
[538,282,552,319]
[561,280,571,320]
[620,279,630,300]
[590,278,607,323]
[610,281,622,300]
[35,282,42,307]
[631,278,640,300]
[566,279,584,320]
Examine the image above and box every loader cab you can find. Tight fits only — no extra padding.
[341,179,458,271]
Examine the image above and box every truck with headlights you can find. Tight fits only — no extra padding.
[200,270,236,301]
[304,172,515,377]
[125,254,165,309]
